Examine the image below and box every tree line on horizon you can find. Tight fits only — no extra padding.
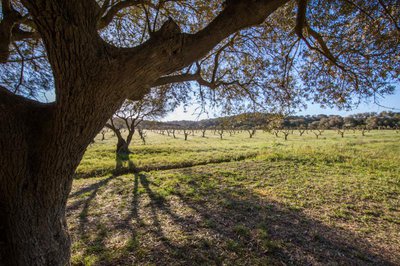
[114,111,400,131]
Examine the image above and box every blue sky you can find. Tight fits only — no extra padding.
[163,84,400,121]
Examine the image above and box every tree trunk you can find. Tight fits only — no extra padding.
[126,130,134,148]
[108,126,132,155]
[0,97,79,265]
[0,69,122,265]
[116,135,131,155]
[1,194,71,266]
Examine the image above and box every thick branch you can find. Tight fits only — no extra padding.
[153,73,197,86]
[294,0,341,69]
[170,0,289,72]
[306,25,337,63]
[2,0,11,12]
[377,0,400,33]
[12,27,39,41]
[294,0,308,38]
[0,5,23,63]
[121,0,289,99]
[0,85,50,108]
[153,72,216,89]
[0,0,40,62]
[105,122,124,140]
[211,37,236,83]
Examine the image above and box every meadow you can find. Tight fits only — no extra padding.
[69,130,400,265]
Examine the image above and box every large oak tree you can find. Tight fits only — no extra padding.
[0,0,399,265]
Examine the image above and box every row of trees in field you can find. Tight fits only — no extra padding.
[101,107,400,152]
[159,112,400,131]
[101,124,398,148]
[107,110,400,135]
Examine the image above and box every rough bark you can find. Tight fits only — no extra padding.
[0,88,75,265]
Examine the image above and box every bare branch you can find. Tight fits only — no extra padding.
[98,0,148,29]
[294,0,308,38]
[306,25,337,63]
[294,0,344,70]
[11,27,40,41]
[99,0,111,16]
[377,0,400,33]
[211,35,236,83]
[153,71,216,89]
[0,2,23,63]
[0,84,52,108]
[139,3,152,35]
[153,73,199,86]
[12,43,24,94]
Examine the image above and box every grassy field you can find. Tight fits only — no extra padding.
[69,130,400,265]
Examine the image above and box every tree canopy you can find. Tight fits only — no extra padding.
[1,0,399,113]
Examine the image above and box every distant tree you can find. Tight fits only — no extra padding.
[282,129,291,141]
[247,128,257,138]
[217,129,224,139]
[312,129,324,139]
[183,130,189,141]
[298,124,306,137]
[201,129,207,138]
[106,91,171,155]
[100,129,107,141]
[337,129,345,138]
[360,127,367,136]
[137,128,147,145]
[272,129,280,138]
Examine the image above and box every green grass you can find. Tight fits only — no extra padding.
[69,129,400,265]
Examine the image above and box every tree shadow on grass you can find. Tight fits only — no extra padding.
[68,170,397,265]
[115,152,135,173]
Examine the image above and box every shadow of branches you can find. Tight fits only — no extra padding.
[67,169,397,266]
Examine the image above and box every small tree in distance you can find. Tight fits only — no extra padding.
[183,130,189,141]
[106,90,172,155]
